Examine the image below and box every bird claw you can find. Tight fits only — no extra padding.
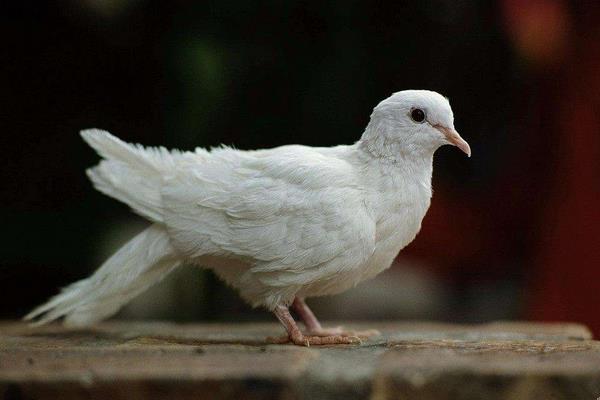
[296,334,362,346]
[266,334,363,346]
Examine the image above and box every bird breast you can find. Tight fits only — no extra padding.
[300,172,433,299]
[359,181,432,283]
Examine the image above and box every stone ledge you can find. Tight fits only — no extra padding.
[0,321,598,400]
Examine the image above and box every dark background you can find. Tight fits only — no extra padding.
[2,1,599,334]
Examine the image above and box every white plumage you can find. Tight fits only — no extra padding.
[26,90,470,345]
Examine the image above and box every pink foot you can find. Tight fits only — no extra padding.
[306,327,381,339]
[267,333,362,346]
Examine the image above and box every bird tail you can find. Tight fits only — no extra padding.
[24,224,181,327]
[80,129,181,223]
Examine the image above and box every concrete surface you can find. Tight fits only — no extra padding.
[0,321,598,399]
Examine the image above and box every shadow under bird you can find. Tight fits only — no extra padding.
[26,90,471,346]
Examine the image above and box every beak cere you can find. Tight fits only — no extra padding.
[434,125,471,157]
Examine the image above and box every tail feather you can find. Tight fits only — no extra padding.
[80,129,179,173]
[86,161,164,222]
[80,129,181,222]
[25,225,181,327]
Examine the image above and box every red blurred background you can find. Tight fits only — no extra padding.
[409,0,600,334]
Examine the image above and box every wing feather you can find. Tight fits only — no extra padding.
[162,146,376,293]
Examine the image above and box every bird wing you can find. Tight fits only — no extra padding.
[161,145,376,288]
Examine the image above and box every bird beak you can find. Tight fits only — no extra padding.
[434,125,471,157]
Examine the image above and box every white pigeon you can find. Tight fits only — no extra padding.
[26,89,470,346]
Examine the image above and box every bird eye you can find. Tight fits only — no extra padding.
[410,108,426,123]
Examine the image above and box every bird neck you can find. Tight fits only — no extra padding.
[349,142,434,201]
[356,125,437,173]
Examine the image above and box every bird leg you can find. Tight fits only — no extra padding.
[291,297,381,339]
[268,305,361,346]
[291,297,340,336]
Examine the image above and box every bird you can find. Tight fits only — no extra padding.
[25,89,470,346]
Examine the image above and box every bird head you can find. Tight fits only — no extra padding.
[360,90,471,161]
